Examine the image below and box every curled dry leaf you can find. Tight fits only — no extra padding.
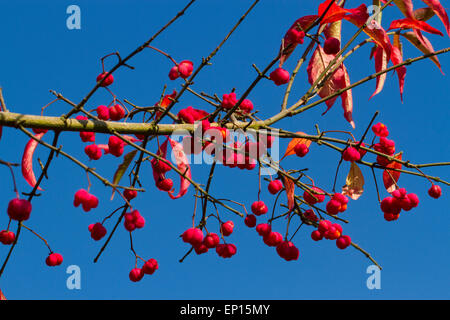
[111,150,138,200]
[168,138,191,199]
[402,31,443,73]
[280,172,295,214]
[383,152,403,193]
[342,162,364,200]
[282,131,312,159]
[22,132,46,191]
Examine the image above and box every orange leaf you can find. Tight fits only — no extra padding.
[383,152,403,193]
[0,289,6,300]
[342,162,364,200]
[282,132,312,159]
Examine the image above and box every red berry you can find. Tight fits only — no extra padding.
[152,158,172,174]
[276,241,299,261]
[109,104,126,121]
[303,209,318,222]
[0,230,15,245]
[428,185,442,199]
[251,201,268,216]
[263,231,283,247]
[97,72,114,87]
[240,99,254,114]
[326,199,341,215]
[342,147,361,162]
[336,235,351,249]
[124,189,138,201]
[311,230,323,241]
[32,128,48,134]
[407,193,420,208]
[323,37,341,55]
[216,243,237,258]
[129,268,144,282]
[221,92,238,110]
[182,228,204,247]
[7,198,32,221]
[268,180,283,195]
[318,220,332,234]
[372,123,389,137]
[142,259,159,275]
[244,214,257,228]
[156,178,173,192]
[203,233,220,248]
[269,68,290,86]
[194,244,209,255]
[178,60,194,79]
[294,143,309,157]
[256,223,271,237]
[46,253,63,267]
[80,131,95,143]
[84,144,103,160]
[168,66,179,80]
[303,187,325,205]
[89,223,107,241]
[221,221,234,237]
[285,28,305,44]
[96,105,110,120]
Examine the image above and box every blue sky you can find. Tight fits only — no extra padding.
[0,0,449,300]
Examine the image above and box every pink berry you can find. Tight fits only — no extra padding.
[244,214,257,228]
[342,147,361,162]
[221,221,234,237]
[323,37,341,55]
[311,230,323,241]
[97,72,114,87]
[124,189,138,201]
[276,241,299,261]
[89,223,107,241]
[46,253,63,267]
[303,187,325,205]
[263,231,283,247]
[203,233,220,248]
[221,92,238,110]
[96,105,110,120]
[178,60,194,79]
[109,104,126,121]
[269,68,290,86]
[294,143,309,157]
[268,180,283,195]
[0,230,15,245]
[428,185,442,199]
[129,268,144,282]
[182,228,204,247]
[240,99,254,114]
[336,235,351,249]
[142,259,159,275]
[84,144,103,160]
[7,198,32,221]
[251,201,268,216]
[255,223,271,237]
[156,178,173,192]
[372,123,389,137]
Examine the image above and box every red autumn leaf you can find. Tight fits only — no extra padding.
[280,173,295,213]
[280,15,318,65]
[168,138,191,200]
[383,153,403,193]
[390,40,407,102]
[307,45,354,128]
[0,289,6,300]
[422,0,450,37]
[151,139,169,185]
[155,90,177,120]
[389,18,444,36]
[22,132,46,191]
[282,131,312,159]
[393,0,415,18]
[402,31,443,73]
[318,0,350,25]
[345,4,392,60]
[370,45,389,99]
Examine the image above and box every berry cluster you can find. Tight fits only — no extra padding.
[311,220,351,250]
[169,60,194,80]
[129,259,159,282]
[124,210,146,232]
[325,193,349,215]
[380,188,420,221]
[89,223,107,241]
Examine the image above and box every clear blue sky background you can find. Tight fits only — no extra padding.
[0,0,449,300]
